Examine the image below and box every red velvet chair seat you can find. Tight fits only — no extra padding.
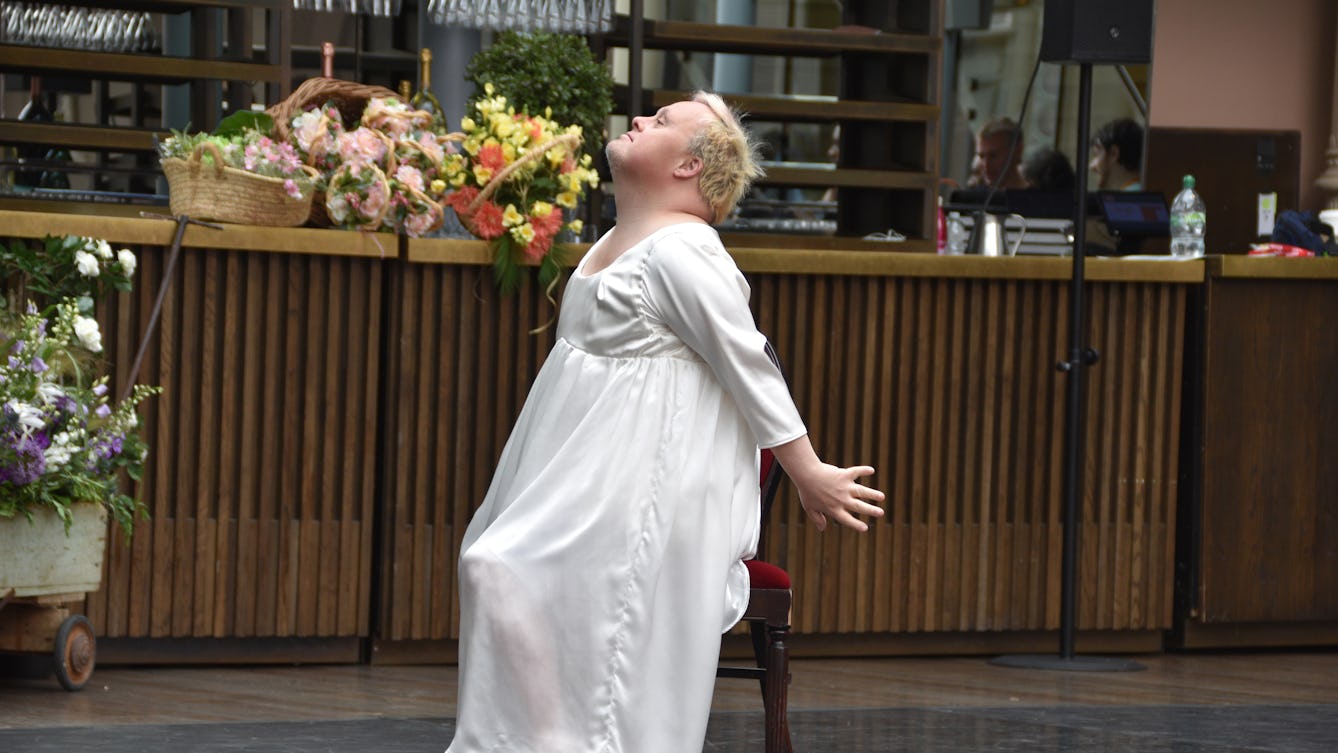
[744,558,791,590]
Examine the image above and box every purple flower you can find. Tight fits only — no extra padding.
[0,431,47,485]
[95,404,111,418]
[55,395,78,416]
[93,383,108,397]
[90,433,123,461]
[30,356,46,373]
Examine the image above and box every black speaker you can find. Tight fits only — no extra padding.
[1040,0,1156,65]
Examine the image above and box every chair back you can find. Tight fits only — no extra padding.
[756,340,789,558]
[757,448,785,557]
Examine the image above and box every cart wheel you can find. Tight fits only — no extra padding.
[53,614,96,691]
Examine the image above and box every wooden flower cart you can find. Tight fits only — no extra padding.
[0,503,107,691]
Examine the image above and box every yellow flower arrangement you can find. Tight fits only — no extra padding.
[443,84,601,294]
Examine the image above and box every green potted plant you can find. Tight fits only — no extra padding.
[464,31,615,160]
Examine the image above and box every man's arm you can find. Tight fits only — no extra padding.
[770,434,885,532]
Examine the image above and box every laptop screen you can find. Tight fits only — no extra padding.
[1099,191,1169,237]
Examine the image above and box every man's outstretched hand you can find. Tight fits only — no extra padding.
[771,436,886,532]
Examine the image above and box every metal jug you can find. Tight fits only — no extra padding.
[968,211,1026,257]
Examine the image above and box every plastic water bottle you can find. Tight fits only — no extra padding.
[1170,174,1206,258]
[945,211,969,254]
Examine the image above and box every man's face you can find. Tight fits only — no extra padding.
[605,100,713,180]
[972,132,1016,186]
[1089,142,1118,189]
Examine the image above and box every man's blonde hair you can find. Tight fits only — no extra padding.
[688,91,764,224]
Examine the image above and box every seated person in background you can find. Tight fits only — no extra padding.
[967,116,1027,190]
[1020,147,1076,193]
[1089,118,1144,191]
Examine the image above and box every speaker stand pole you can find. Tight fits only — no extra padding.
[991,62,1143,672]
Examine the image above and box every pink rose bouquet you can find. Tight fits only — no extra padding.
[288,97,453,238]
[325,160,391,231]
[289,102,346,172]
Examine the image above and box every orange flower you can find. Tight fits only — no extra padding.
[522,230,555,262]
[526,118,544,142]
[533,208,565,237]
[477,143,507,173]
[445,184,479,214]
[472,200,505,239]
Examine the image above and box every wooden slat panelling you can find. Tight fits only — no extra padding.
[374,269,1186,641]
[32,232,1186,644]
[376,265,560,640]
[84,245,384,640]
[750,274,1185,634]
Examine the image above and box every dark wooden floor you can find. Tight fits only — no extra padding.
[2,650,1336,729]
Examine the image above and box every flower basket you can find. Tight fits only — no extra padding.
[453,131,583,237]
[266,77,399,144]
[0,503,107,598]
[163,141,316,226]
[0,503,108,691]
[268,77,401,227]
[324,160,393,231]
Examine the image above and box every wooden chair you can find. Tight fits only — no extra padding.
[716,343,795,753]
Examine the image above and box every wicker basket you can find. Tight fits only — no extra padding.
[267,77,399,143]
[454,131,583,236]
[163,142,316,227]
[267,77,400,226]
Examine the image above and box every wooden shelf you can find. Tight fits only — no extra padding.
[1208,255,1338,280]
[290,45,417,76]
[0,120,165,152]
[583,0,943,240]
[39,0,285,12]
[0,208,396,258]
[0,0,289,193]
[0,45,284,85]
[608,16,939,56]
[406,232,1205,281]
[762,165,936,190]
[617,87,938,123]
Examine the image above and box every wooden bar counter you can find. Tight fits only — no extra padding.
[1176,256,1338,649]
[2,208,1208,661]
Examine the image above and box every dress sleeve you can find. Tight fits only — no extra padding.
[641,227,807,448]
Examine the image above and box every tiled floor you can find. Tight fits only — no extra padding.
[2,651,1336,752]
[2,705,1336,752]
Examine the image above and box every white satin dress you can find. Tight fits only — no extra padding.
[447,222,806,753]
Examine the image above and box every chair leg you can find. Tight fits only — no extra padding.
[763,623,793,753]
[749,620,769,695]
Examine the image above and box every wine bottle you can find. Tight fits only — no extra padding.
[15,76,53,188]
[410,48,444,128]
[40,112,73,191]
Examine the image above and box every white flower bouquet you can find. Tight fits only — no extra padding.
[1,235,159,537]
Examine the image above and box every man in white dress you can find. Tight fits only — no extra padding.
[447,92,885,753]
